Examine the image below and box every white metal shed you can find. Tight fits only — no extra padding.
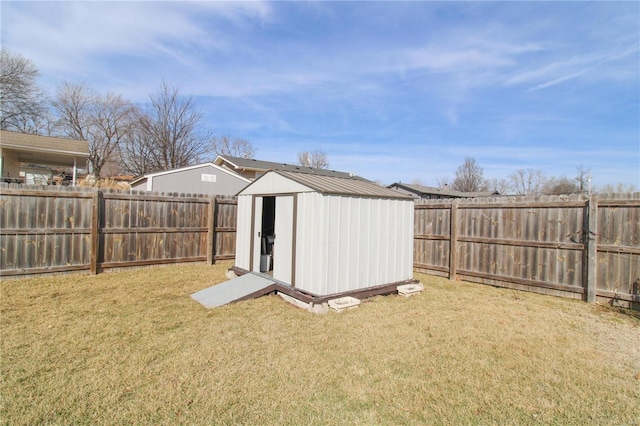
[235,170,414,297]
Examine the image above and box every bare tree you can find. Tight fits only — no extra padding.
[0,48,48,133]
[597,182,638,194]
[542,176,579,195]
[575,165,591,194]
[100,145,128,177]
[436,176,451,188]
[52,82,93,140]
[211,135,256,159]
[298,150,329,169]
[485,177,509,195]
[122,82,210,175]
[52,82,138,180]
[120,112,157,176]
[508,168,547,196]
[89,93,138,179]
[452,157,486,192]
[12,106,56,135]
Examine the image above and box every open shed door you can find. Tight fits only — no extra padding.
[273,195,294,284]
[251,196,263,272]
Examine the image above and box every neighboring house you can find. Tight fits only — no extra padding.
[0,130,89,185]
[235,169,414,296]
[387,182,500,199]
[213,155,365,181]
[130,163,251,196]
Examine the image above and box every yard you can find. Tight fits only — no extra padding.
[1,262,639,425]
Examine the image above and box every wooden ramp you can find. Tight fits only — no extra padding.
[191,273,278,308]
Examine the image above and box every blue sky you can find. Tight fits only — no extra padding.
[2,1,639,188]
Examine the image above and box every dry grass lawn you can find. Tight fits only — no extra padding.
[1,262,639,425]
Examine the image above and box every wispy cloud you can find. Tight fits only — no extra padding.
[2,1,272,91]
[1,1,637,187]
[526,44,640,91]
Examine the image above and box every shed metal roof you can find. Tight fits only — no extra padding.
[271,170,413,199]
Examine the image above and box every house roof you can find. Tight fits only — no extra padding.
[245,170,413,200]
[130,162,252,186]
[389,182,500,198]
[214,155,367,180]
[0,130,89,167]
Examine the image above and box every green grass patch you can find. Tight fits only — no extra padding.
[2,263,639,425]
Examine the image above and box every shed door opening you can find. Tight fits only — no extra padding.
[259,196,276,272]
[253,195,294,283]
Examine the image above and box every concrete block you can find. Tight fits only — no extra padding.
[307,302,329,315]
[278,292,310,310]
[397,282,424,297]
[328,296,361,312]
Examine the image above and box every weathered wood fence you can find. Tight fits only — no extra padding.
[0,184,237,277]
[2,185,639,309]
[414,193,640,309]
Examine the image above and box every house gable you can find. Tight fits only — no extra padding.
[131,163,250,195]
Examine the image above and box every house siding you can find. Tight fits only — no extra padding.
[133,164,249,196]
[0,149,20,178]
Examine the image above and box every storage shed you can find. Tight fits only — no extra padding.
[235,170,415,298]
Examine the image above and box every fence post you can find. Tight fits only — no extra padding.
[449,200,459,281]
[90,189,101,275]
[584,195,598,303]
[207,197,216,265]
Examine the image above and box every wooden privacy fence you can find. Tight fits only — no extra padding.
[414,193,640,309]
[2,184,639,309]
[0,184,237,277]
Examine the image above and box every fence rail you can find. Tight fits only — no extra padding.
[0,184,237,277]
[414,193,640,309]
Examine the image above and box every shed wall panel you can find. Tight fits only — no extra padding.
[326,196,342,294]
[357,197,372,288]
[273,195,294,283]
[294,194,414,295]
[295,192,328,292]
[347,198,361,288]
[235,195,252,271]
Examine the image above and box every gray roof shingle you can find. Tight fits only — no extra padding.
[389,182,499,198]
[216,155,367,180]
